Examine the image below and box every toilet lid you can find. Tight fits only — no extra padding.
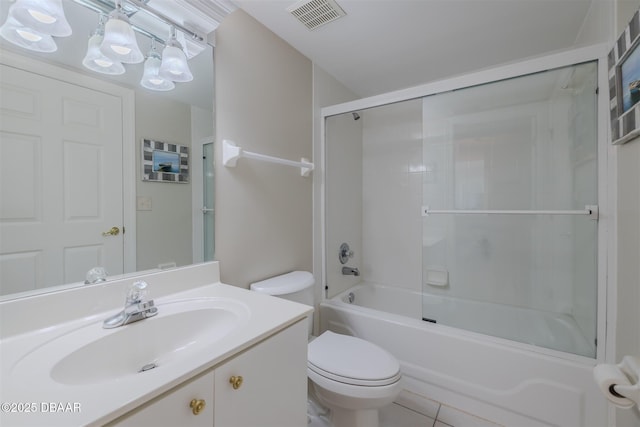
[308,331,400,386]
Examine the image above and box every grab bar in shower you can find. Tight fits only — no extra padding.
[422,205,599,220]
[222,140,314,177]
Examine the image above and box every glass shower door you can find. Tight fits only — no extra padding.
[421,61,599,357]
[203,142,215,261]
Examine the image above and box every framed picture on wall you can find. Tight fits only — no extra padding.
[141,139,189,183]
[609,8,640,144]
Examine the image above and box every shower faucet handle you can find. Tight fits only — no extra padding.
[339,243,354,264]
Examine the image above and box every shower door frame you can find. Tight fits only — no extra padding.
[320,43,613,363]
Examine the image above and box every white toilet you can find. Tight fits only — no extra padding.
[250,271,402,427]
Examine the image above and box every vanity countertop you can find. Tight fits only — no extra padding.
[0,262,312,427]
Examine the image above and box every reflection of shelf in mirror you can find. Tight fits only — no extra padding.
[422,205,598,220]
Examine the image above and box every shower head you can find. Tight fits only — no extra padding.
[352,112,360,121]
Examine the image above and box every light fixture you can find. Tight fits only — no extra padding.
[100,0,143,64]
[140,39,175,91]
[159,26,193,83]
[1,0,215,89]
[8,0,72,37]
[0,14,57,52]
[82,15,125,75]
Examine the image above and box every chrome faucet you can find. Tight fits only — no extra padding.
[342,266,360,276]
[103,281,158,329]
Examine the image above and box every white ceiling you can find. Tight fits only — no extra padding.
[231,0,595,97]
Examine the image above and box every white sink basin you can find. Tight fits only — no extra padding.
[11,298,250,386]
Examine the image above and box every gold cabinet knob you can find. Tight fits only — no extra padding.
[189,399,206,415]
[229,375,243,390]
[102,226,120,236]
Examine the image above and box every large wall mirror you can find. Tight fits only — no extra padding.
[0,0,216,300]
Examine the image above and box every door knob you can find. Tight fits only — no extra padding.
[102,226,120,236]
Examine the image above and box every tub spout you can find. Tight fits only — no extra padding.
[342,266,360,276]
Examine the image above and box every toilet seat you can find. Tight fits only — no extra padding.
[308,331,401,387]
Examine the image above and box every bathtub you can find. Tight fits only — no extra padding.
[338,283,594,357]
[319,282,607,427]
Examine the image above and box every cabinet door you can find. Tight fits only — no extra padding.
[108,371,214,427]
[214,320,308,427]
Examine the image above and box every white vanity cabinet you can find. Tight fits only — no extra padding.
[108,319,308,427]
[213,319,308,426]
[109,370,215,427]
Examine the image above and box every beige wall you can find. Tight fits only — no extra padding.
[617,1,640,35]
[214,10,313,288]
[615,140,640,427]
[574,0,612,46]
[615,2,640,426]
[135,91,193,270]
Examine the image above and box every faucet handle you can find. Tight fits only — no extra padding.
[126,281,149,304]
[339,243,354,264]
[85,266,108,284]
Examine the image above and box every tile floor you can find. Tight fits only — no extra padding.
[309,391,503,427]
[380,401,504,427]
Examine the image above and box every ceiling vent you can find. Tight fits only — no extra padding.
[287,0,346,31]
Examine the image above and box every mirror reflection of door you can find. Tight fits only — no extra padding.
[203,142,214,261]
[0,64,126,294]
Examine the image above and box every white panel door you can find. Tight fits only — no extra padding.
[0,64,124,295]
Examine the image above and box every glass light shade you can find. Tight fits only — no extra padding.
[82,34,125,75]
[100,10,143,64]
[0,15,56,52]
[159,39,193,82]
[9,0,71,37]
[140,53,175,91]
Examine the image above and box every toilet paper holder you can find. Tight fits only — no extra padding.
[595,355,640,408]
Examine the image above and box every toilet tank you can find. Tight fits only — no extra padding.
[250,271,315,336]
[249,271,314,307]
